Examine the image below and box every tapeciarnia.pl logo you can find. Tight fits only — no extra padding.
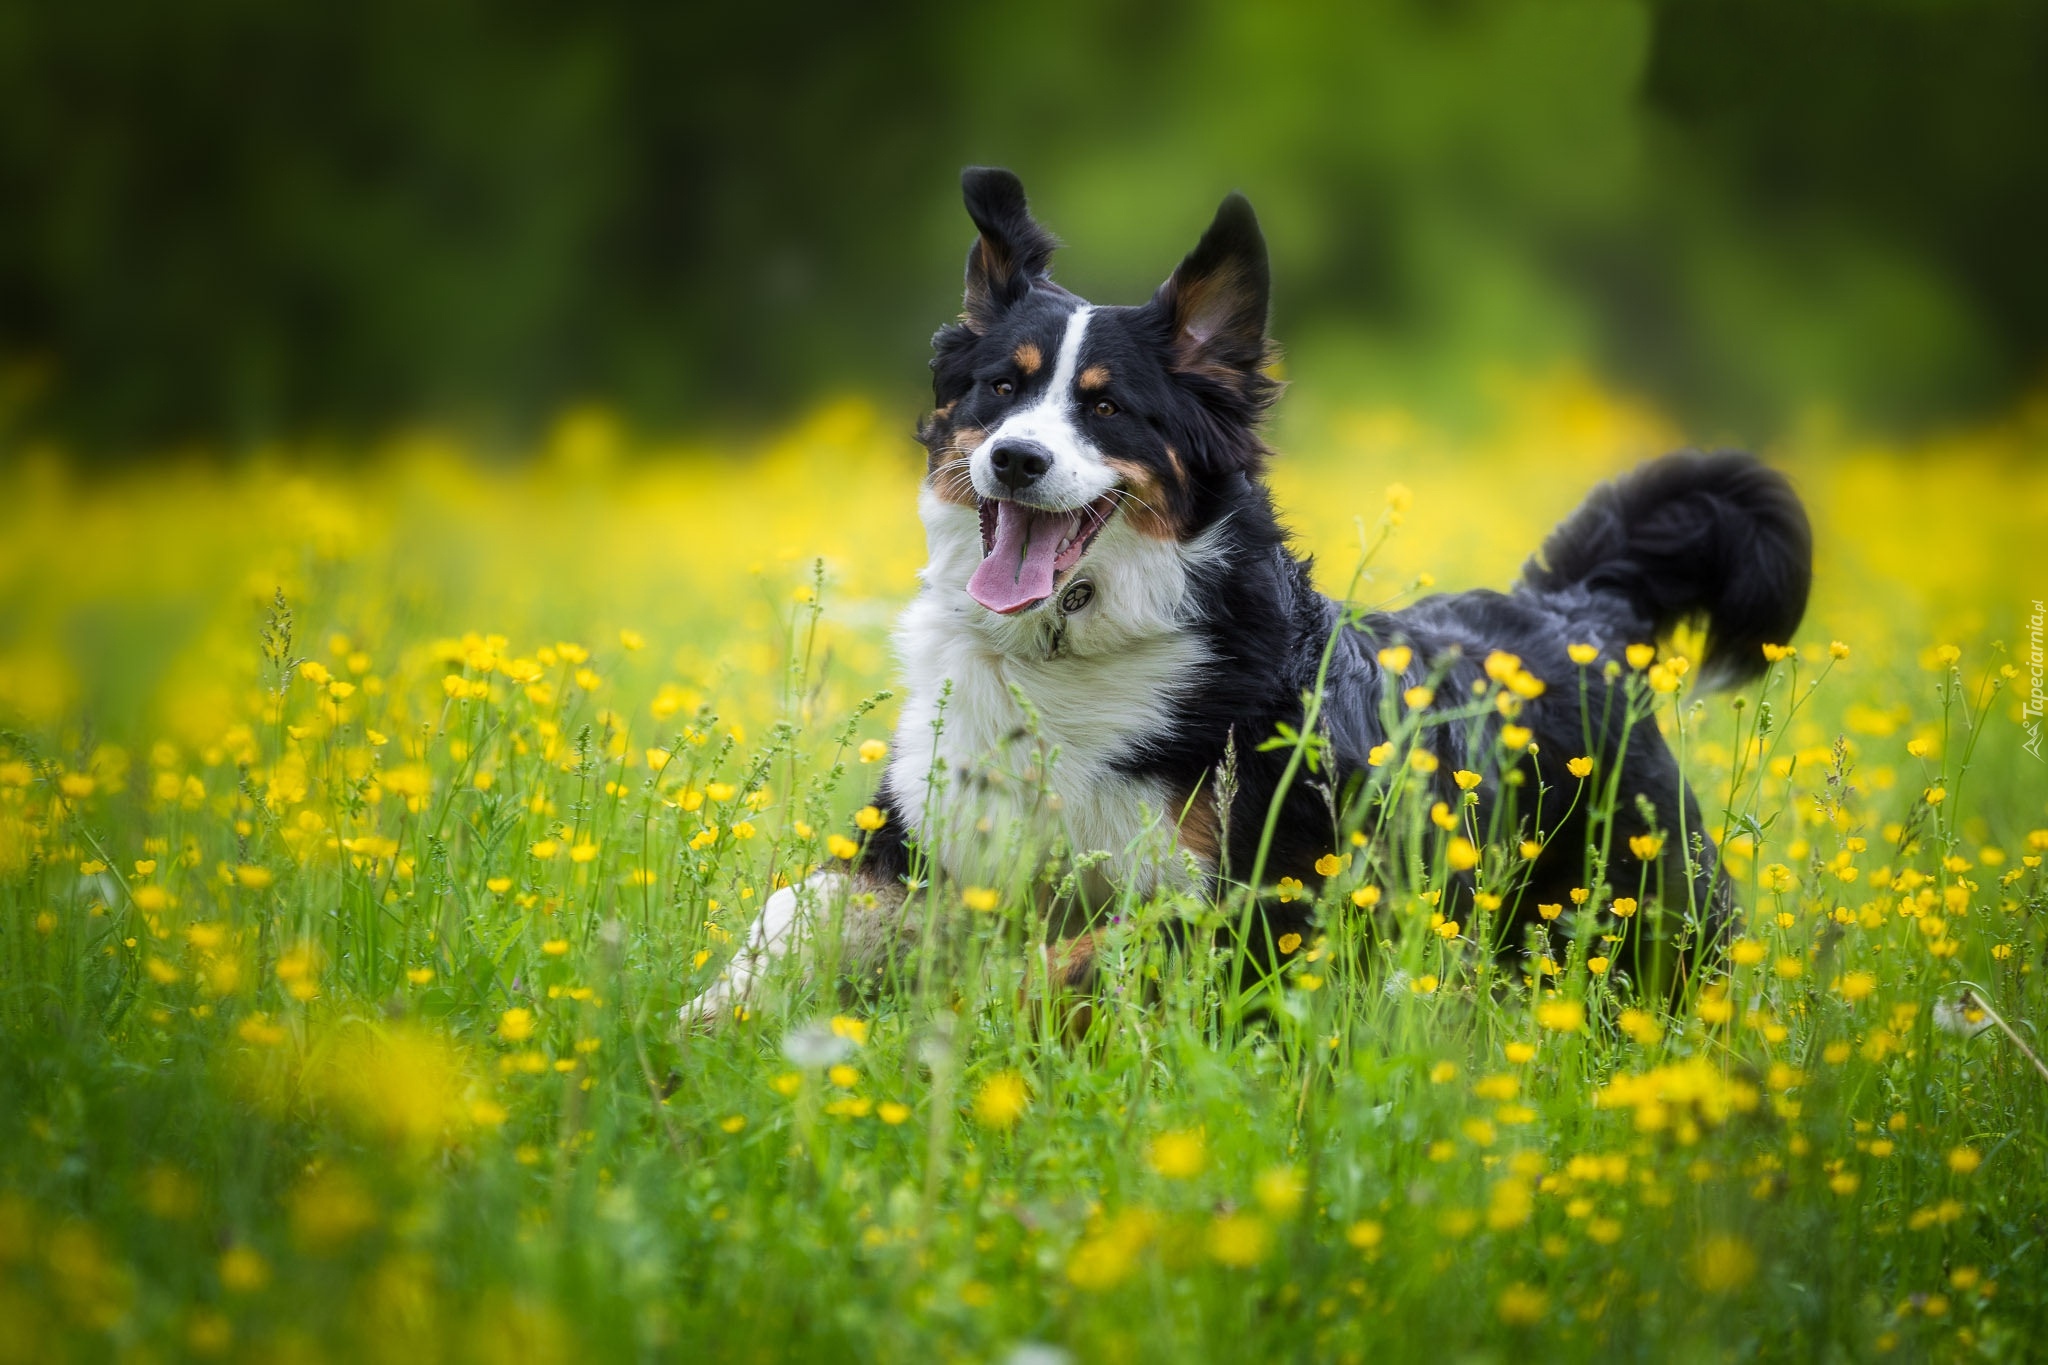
[2025,598,2045,761]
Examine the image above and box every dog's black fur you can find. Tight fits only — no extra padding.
[859,168,1811,988]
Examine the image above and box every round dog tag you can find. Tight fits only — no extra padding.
[1058,579,1095,615]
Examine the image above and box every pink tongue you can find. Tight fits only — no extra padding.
[968,502,1075,614]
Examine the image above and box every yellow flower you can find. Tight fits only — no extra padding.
[541,939,569,957]
[1446,838,1479,871]
[1376,645,1412,671]
[1430,801,1459,831]
[1278,933,1303,954]
[1536,998,1585,1032]
[234,864,274,889]
[1351,886,1381,909]
[1947,1145,1982,1175]
[1730,939,1766,966]
[486,876,512,894]
[1254,1166,1305,1218]
[1537,902,1563,921]
[1410,974,1440,995]
[719,1115,746,1134]
[1404,685,1434,710]
[219,1245,270,1292]
[878,1102,911,1125]
[961,886,999,912]
[1314,852,1343,877]
[1692,1234,1757,1292]
[406,967,435,985]
[1147,1129,1207,1178]
[1567,643,1598,665]
[1276,876,1304,903]
[529,839,559,860]
[826,834,860,860]
[1833,971,1877,1002]
[1504,1041,1536,1064]
[1829,640,1850,659]
[858,739,888,764]
[1296,973,1324,991]
[1346,1219,1383,1249]
[1206,1212,1270,1267]
[1625,643,1656,670]
[972,1071,1030,1130]
[1453,769,1482,791]
[1566,756,1593,779]
[827,1064,860,1088]
[1409,749,1440,774]
[570,841,598,863]
[1610,897,1637,918]
[1367,742,1394,767]
[1587,956,1610,975]
[1617,1007,1662,1045]
[498,1008,535,1042]
[853,806,886,832]
[1497,1283,1547,1326]
[1499,725,1532,751]
[1628,833,1664,860]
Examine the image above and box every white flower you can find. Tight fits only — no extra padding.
[781,1021,854,1069]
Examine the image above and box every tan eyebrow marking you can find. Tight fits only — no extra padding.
[1013,341,1043,375]
[1078,365,1111,391]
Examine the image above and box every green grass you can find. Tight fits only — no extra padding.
[1,406,2045,1363]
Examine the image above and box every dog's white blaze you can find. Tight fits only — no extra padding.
[887,485,1228,893]
[969,306,1118,510]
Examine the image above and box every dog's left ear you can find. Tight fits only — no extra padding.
[1151,193,1271,382]
[960,167,1059,329]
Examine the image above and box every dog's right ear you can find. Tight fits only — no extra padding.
[960,167,1058,329]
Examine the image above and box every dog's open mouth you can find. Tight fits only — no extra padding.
[968,494,1117,615]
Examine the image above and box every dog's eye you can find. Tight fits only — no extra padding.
[1092,399,1118,418]
[992,379,1015,398]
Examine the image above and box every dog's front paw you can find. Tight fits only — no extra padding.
[679,953,766,1030]
[679,879,815,1031]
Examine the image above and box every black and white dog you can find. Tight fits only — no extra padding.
[684,168,1810,1023]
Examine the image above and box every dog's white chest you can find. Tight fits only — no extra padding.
[884,492,1216,892]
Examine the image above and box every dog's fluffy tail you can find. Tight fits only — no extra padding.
[1521,450,1812,689]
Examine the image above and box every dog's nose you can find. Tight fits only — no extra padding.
[989,440,1052,492]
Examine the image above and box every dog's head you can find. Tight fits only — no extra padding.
[918,168,1279,617]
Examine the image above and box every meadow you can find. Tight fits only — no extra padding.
[1,372,2045,1362]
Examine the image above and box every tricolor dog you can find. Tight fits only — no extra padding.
[684,168,1811,1025]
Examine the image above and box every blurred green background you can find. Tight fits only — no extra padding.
[2,0,2045,455]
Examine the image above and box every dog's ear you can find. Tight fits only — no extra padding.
[960,167,1058,329]
[1151,193,1271,383]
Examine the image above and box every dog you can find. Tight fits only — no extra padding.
[683,167,1811,1026]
